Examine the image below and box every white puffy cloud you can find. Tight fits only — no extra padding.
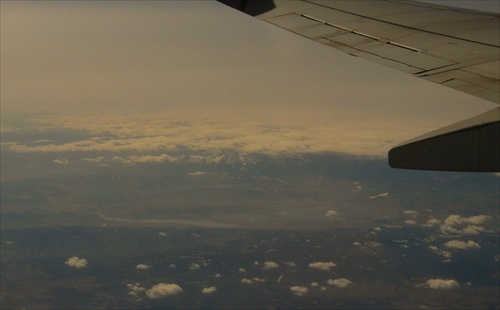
[426,279,459,290]
[310,282,319,287]
[262,261,279,270]
[241,278,252,284]
[252,277,265,282]
[65,256,88,268]
[201,286,217,294]
[462,225,488,235]
[284,261,296,267]
[290,286,309,296]
[445,215,490,226]
[146,283,183,299]
[404,220,417,225]
[327,278,352,288]
[444,240,481,250]
[309,261,337,271]
[238,268,247,273]
[136,264,152,270]
[127,283,146,296]
[440,215,491,235]
[324,210,337,218]
[53,158,68,165]
[169,263,176,269]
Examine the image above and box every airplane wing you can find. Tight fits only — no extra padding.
[217,0,500,172]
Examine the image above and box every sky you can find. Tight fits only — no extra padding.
[1,0,497,157]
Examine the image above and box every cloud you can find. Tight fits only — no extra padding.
[158,232,167,237]
[290,286,309,296]
[309,261,337,271]
[423,218,441,227]
[324,210,338,218]
[370,192,389,199]
[8,113,411,159]
[201,286,217,294]
[127,283,146,296]
[426,279,459,290]
[146,283,183,299]
[404,220,417,225]
[241,278,252,284]
[188,171,206,176]
[444,240,481,250]
[238,268,246,273]
[112,156,136,166]
[327,278,352,288]
[310,282,319,287]
[65,256,88,268]
[53,158,68,165]
[83,156,107,163]
[284,261,296,267]
[428,245,452,259]
[403,210,419,217]
[129,154,178,164]
[443,215,491,226]
[136,264,152,270]
[462,225,488,235]
[262,261,279,270]
[440,214,491,235]
[190,263,201,270]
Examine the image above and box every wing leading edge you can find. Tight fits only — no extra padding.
[217,0,500,172]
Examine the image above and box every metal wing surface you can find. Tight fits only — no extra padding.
[217,0,500,172]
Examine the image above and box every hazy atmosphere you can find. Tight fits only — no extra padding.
[1,1,498,309]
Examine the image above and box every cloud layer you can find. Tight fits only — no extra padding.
[5,113,416,158]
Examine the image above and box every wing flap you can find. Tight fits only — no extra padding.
[255,0,500,104]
